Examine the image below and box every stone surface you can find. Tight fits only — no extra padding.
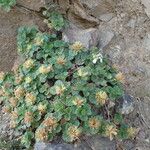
[63,24,99,48]
[35,136,116,150]
[141,0,150,18]
[17,0,46,11]
[117,94,134,115]
[0,7,46,72]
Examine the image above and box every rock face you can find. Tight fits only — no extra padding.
[17,0,46,11]
[63,24,99,48]
[34,136,116,150]
[141,0,150,18]
[117,94,134,115]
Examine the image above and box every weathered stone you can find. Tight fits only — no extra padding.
[99,29,114,49]
[17,0,46,11]
[67,0,99,28]
[34,136,116,150]
[141,0,150,18]
[81,0,115,22]
[117,94,134,115]
[135,79,150,98]
[63,24,99,48]
[0,8,46,72]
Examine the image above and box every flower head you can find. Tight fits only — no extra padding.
[25,76,32,84]
[9,97,18,107]
[43,117,57,128]
[25,93,36,104]
[39,65,53,74]
[15,76,23,84]
[67,126,81,141]
[55,85,66,95]
[57,57,66,65]
[71,41,84,52]
[24,112,32,124]
[38,103,47,114]
[77,67,89,77]
[73,97,84,107]
[34,33,44,46]
[10,121,17,128]
[11,110,18,119]
[88,117,101,129]
[0,72,5,81]
[35,128,48,142]
[23,59,34,69]
[105,125,117,140]
[95,91,108,105]
[115,72,125,83]
[14,87,25,99]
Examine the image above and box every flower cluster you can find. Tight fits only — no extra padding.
[0,26,136,148]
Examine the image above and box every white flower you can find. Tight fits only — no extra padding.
[92,52,103,64]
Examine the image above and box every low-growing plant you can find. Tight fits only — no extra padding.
[0,0,16,12]
[0,26,137,148]
[43,10,67,31]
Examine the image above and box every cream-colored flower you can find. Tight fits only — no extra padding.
[35,128,48,141]
[14,87,25,99]
[38,103,47,114]
[43,117,57,128]
[23,59,34,69]
[25,93,36,104]
[24,112,32,124]
[95,91,108,105]
[15,76,23,84]
[73,97,84,107]
[9,97,18,107]
[0,72,5,81]
[105,125,118,140]
[77,68,88,77]
[34,34,44,46]
[55,85,66,95]
[25,76,32,84]
[67,126,81,141]
[39,65,53,74]
[11,110,18,119]
[88,117,101,129]
[71,41,84,52]
[57,57,66,65]
[115,72,125,83]
[10,121,17,128]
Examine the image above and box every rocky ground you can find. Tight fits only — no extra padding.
[0,0,150,149]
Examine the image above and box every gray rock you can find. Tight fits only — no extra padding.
[99,30,114,49]
[118,94,135,115]
[63,24,99,48]
[141,0,150,18]
[34,136,116,150]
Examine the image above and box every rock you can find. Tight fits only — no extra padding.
[117,94,134,115]
[141,0,150,18]
[81,0,115,22]
[35,136,116,150]
[17,0,46,11]
[99,29,114,49]
[63,24,99,48]
[67,0,99,28]
[135,79,150,97]
[0,7,46,72]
